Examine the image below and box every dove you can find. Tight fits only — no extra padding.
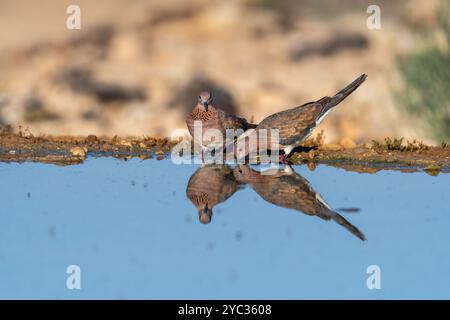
[186,164,241,224]
[233,164,366,240]
[186,91,257,150]
[236,74,367,162]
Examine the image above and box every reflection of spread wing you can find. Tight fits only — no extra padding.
[257,102,325,145]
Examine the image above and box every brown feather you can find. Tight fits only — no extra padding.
[233,165,366,240]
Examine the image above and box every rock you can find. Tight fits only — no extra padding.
[86,134,98,143]
[23,95,60,123]
[70,146,86,158]
[307,162,317,171]
[291,33,369,61]
[56,67,147,104]
[340,137,356,149]
[424,165,441,176]
[119,140,133,147]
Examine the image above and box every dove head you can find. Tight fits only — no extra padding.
[197,91,213,110]
[233,165,254,183]
[198,204,212,224]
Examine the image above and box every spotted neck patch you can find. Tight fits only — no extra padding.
[190,108,216,121]
[191,193,209,206]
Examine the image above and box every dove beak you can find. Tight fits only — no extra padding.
[203,102,209,110]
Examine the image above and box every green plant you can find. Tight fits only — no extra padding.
[372,137,429,152]
[397,1,450,142]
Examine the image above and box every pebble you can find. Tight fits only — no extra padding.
[70,146,86,158]
[119,140,133,147]
[307,162,316,171]
[86,134,98,143]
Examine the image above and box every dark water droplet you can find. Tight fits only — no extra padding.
[338,207,360,213]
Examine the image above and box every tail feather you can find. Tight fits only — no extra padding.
[318,73,367,110]
[328,209,366,241]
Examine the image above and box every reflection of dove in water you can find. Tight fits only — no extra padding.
[186,164,241,224]
[186,91,257,149]
[233,164,366,240]
[236,74,367,162]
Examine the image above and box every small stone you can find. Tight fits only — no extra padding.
[86,134,98,143]
[308,150,316,159]
[70,146,86,158]
[307,162,316,171]
[424,165,441,172]
[119,140,133,147]
[340,137,356,149]
[155,150,165,156]
[139,154,152,160]
[23,130,34,139]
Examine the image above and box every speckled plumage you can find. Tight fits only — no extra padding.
[186,92,257,148]
[186,164,240,224]
[233,165,366,240]
[237,74,367,158]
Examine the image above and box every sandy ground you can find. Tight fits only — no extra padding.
[1,130,448,174]
[0,0,445,144]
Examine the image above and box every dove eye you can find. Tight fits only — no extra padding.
[238,169,243,173]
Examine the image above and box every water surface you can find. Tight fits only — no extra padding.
[0,157,448,299]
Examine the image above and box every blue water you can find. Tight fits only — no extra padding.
[0,157,449,299]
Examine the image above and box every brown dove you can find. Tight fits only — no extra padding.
[233,164,366,240]
[236,74,367,162]
[186,164,241,224]
[186,91,257,149]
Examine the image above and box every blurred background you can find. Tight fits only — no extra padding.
[0,0,448,143]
